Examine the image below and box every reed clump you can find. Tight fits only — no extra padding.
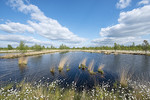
[58,57,68,72]
[98,64,104,75]
[50,67,55,75]
[88,60,96,75]
[18,57,28,65]
[66,65,70,72]
[79,58,87,70]
[78,64,81,69]
[119,67,131,87]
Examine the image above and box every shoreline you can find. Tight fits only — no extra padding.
[0,49,150,59]
[0,50,71,59]
[81,50,150,55]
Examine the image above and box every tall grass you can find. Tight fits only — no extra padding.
[119,67,132,87]
[88,60,96,75]
[18,57,28,65]
[58,57,68,72]
[50,67,55,75]
[80,58,87,69]
[81,58,87,65]
[98,64,104,75]
[1,79,150,100]
[66,64,70,71]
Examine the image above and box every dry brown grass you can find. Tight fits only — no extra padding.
[58,57,68,72]
[50,67,55,74]
[88,60,94,71]
[88,60,96,75]
[119,67,132,87]
[98,64,104,75]
[18,57,28,65]
[81,58,87,66]
[79,58,87,70]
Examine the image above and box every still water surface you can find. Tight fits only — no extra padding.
[0,52,150,89]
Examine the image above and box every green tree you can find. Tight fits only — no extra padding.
[142,40,149,54]
[114,43,118,51]
[72,47,76,49]
[132,42,135,47]
[50,45,56,49]
[59,44,69,49]
[33,44,42,51]
[42,46,45,49]
[7,44,13,50]
[18,41,26,53]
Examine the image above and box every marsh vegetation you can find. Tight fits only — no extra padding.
[0,78,150,100]
[0,52,150,100]
[98,64,104,75]
[58,56,68,72]
[18,57,28,65]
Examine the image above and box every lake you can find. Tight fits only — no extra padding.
[0,51,150,90]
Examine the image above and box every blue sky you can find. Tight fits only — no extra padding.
[0,0,150,47]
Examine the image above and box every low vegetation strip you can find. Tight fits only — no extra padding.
[82,50,150,55]
[0,49,150,59]
[0,50,70,59]
[0,79,150,100]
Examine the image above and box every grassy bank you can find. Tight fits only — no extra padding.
[0,49,150,59]
[0,50,71,59]
[82,50,150,55]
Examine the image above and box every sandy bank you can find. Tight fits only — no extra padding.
[0,50,70,59]
[81,50,150,55]
[0,50,150,59]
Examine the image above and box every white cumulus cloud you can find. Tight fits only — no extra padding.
[0,0,86,44]
[138,0,150,5]
[0,22,35,33]
[116,0,132,9]
[100,5,150,37]
[0,34,52,46]
[92,5,150,46]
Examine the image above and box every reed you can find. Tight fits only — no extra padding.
[78,64,81,69]
[98,64,104,75]
[58,57,68,72]
[18,57,28,65]
[80,58,87,70]
[119,67,131,87]
[88,60,96,75]
[81,58,87,65]
[50,67,55,75]
[66,65,70,71]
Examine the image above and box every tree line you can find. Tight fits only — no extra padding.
[0,40,150,52]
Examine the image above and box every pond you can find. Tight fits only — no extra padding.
[0,51,150,90]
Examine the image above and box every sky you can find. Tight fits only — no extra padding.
[0,0,150,47]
